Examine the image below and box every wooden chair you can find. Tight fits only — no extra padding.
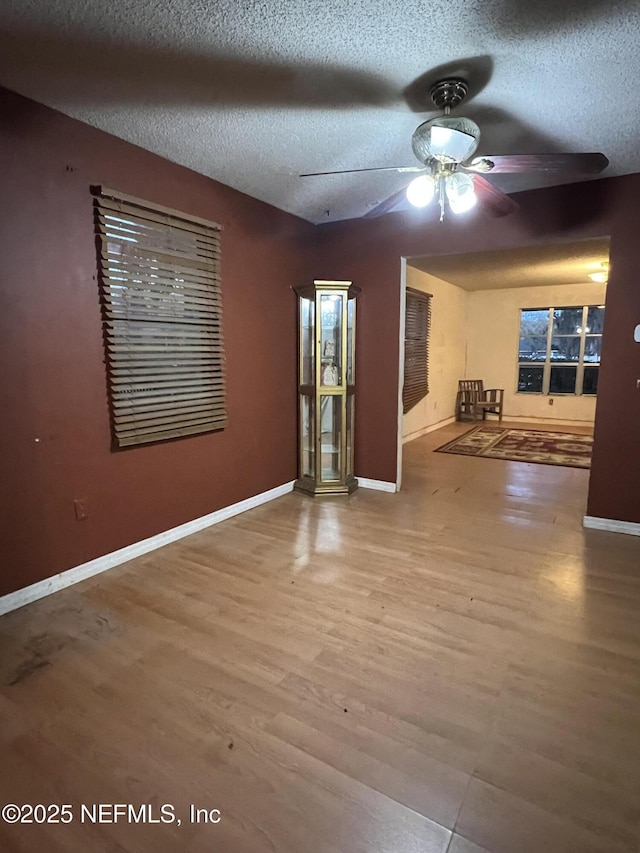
[456,379,504,423]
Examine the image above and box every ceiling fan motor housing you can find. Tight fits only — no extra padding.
[429,78,469,110]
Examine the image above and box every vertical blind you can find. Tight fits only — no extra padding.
[95,186,226,447]
[403,287,432,414]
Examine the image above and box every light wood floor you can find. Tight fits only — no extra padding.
[2,420,640,853]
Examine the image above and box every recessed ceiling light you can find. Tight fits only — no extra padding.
[588,261,609,283]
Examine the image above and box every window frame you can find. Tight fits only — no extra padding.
[517,304,603,397]
[94,186,226,448]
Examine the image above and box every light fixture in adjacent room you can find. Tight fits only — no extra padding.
[588,262,609,283]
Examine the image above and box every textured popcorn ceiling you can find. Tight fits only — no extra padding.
[1,0,639,223]
[410,237,611,291]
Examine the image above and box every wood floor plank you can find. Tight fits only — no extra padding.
[447,835,490,853]
[455,777,632,853]
[265,712,469,830]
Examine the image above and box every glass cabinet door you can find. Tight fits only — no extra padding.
[346,296,356,385]
[319,293,343,387]
[301,297,315,386]
[345,392,355,479]
[300,394,315,478]
[320,394,342,481]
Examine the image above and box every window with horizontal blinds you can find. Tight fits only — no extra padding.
[94,186,226,448]
[403,288,431,414]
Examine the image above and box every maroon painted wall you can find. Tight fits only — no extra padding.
[314,176,640,522]
[0,87,315,597]
[588,178,640,523]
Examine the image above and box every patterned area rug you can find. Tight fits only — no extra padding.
[435,426,592,468]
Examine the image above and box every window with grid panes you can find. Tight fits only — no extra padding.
[517,305,604,396]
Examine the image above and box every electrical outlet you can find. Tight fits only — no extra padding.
[74,499,88,521]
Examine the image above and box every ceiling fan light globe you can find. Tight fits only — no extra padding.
[406,175,436,207]
[445,172,477,213]
[412,116,480,165]
[449,192,477,214]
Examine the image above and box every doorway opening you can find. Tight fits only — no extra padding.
[396,236,611,488]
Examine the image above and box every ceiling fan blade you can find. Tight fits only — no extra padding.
[464,153,609,175]
[301,165,426,177]
[472,174,519,217]
[363,186,410,219]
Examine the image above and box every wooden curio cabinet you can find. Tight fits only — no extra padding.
[294,280,360,496]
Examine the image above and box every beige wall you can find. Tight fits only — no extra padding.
[402,268,607,440]
[403,266,468,441]
[466,281,607,424]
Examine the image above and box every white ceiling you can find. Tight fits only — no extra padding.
[409,237,611,291]
[1,0,639,223]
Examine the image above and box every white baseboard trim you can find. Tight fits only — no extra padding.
[583,516,640,537]
[0,480,295,617]
[506,415,594,427]
[357,477,397,493]
[403,416,456,444]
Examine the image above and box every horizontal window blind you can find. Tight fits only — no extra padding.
[95,187,226,447]
[403,287,432,414]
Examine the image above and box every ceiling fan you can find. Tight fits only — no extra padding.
[301,78,609,221]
